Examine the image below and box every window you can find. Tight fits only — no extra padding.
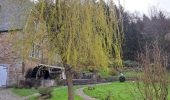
[30,43,41,59]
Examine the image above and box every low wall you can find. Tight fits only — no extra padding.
[62,76,137,85]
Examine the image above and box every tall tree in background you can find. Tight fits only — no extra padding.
[142,9,170,58]
[122,9,170,61]
[122,12,144,61]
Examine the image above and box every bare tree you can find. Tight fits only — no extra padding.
[137,41,168,100]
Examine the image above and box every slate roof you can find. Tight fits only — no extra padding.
[0,0,32,32]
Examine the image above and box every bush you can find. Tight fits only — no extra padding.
[98,68,111,78]
[109,68,118,76]
[38,87,53,97]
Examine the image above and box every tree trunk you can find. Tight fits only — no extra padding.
[64,64,74,100]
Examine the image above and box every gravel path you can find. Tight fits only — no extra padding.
[0,89,40,100]
[76,87,97,100]
[0,89,23,100]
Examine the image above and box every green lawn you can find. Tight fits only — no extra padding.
[49,86,83,100]
[84,82,170,100]
[84,82,141,100]
[11,88,38,97]
[12,82,170,100]
[12,87,82,100]
[123,71,143,77]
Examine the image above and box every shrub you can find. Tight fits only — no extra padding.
[38,87,53,97]
[137,41,168,100]
[109,68,118,76]
[98,68,111,78]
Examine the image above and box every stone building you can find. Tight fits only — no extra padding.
[0,0,65,87]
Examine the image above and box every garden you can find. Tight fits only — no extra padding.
[12,86,83,100]
[12,81,170,100]
[3,0,170,100]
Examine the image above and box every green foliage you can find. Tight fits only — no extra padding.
[38,87,53,96]
[124,71,143,77]
[10,0,124,70]
[98,67,111,78]
[109,68,118,76]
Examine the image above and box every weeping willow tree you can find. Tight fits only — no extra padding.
[10,0,123,100]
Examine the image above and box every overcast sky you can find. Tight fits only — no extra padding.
[32,0,170,15]
[116,0,170,15]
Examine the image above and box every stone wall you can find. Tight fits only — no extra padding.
[0,32,40,86]
[24,58,40,75]
[0,31,61,86]
[0,32,22,86]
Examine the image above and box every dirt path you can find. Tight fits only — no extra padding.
[76,87,97,100]
[0,89,23,100]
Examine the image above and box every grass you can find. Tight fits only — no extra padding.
[84,82,141,100]
[28,96,37,100]
[11,88,38,97]
[12,81,170,100]
[49,86,83,100]
[84,82,170,100]
[123,71,143,77]
[12,86,83,100]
